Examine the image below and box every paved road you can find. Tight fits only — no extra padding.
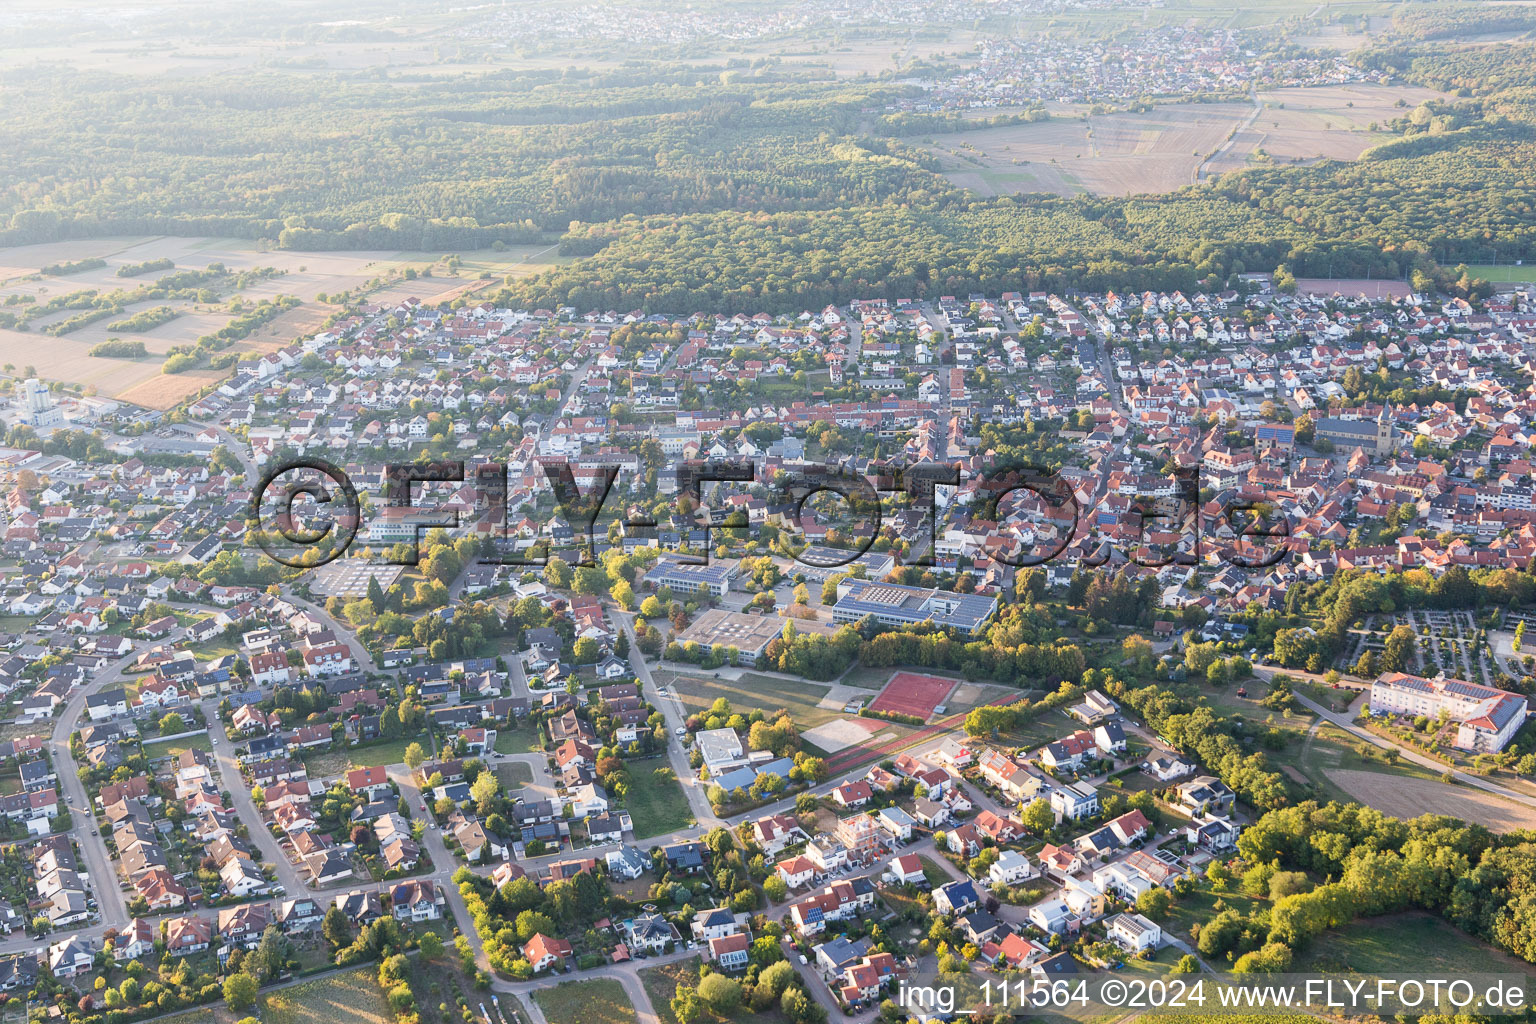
[282,591,380,676]
[205,703,313,895]
[386,762,499,974]
[50,648,140,933]
[498,951,691,1024]
[614,613,720,830]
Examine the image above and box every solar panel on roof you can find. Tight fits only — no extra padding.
[860,585,907,606]
[1391,675,1433,692]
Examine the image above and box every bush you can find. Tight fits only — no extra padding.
[860,707,924,726]
[88,339,149,358]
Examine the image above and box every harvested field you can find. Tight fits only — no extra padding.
[930,101,1255,196]
[1203,83,1444,177]
[929,84,1443,198]
[1328,769,1536,833]
[0,236,561,407]
[1294,278,1413,299]
[869,671,959,720]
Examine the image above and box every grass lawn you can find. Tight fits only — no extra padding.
[991,707,1070,751]
[624,763,694,838]
[144,733,213,759]
[919,855,953,888]
[1465,264,1536,283]
[881,886,927,926]
[1118,944,1181,977]
[945,681,1034,714]
[150,1011,220,1024]
[535,979,635,1024]
[1104,768,1167,794]
[1163,886,1268,952]
[666,670,835,727]
[1294,912,1536,977]
[303,737,418,775]
[262,969,392,1024]
[190,638,239,661]
[1195,682,1313,731]
[406,942,499,1024]
[494,728,540,755]
[840,665,896,690]
[496,762,533,788]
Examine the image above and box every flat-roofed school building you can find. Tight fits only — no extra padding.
[675,608,838,663]
[831,579,998,636]
[642,558,734,597]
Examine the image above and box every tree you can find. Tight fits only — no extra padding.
[1382,625,1417,672]
[573,566,607,596]
[367,574,387,614]
[1122,634,1153,663]
[781,987,816,1024]
[757,961,796,1002]
[223,973,258,1011]
[573,637,601,664]
[254,925,286,981]
[1196,909,1243,956]
[1171,954,1199,974]
[1021,798,1054,834]
[159,711,186,733]
[1234,941,1293,974]
[750,935,785,967]
[1184,641,1220,676]
[544,556,572,589]
[404,742,427,770]
[515,910,556,942]
[322,906,352,949]
[671,987,704,1024]
[1136,887,1172,920]
[471,771,500,810]
[419,930,444,959]
[763,875,787,902]
[611,579,635,610]
[697,973,742,1014]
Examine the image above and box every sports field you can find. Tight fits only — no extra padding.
[1465,264,1536,284]
[869,671,959,720]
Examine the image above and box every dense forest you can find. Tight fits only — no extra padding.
[4,12,1536,308]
